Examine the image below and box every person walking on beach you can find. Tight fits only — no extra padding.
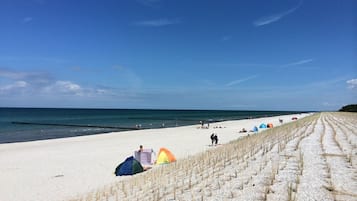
[210,133,215,145]
[210,133,218,145]
[214,134,218,145]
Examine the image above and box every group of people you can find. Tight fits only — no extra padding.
[199,120,210,129]
[239,128,247,133]
[210,133,219,145]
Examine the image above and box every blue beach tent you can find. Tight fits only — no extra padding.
[252,126,258,132]
[259,123,267,128]
[115,156,144,176]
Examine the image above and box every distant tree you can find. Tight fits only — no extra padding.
[339,104,357,112]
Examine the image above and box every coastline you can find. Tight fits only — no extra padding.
[0,108,304,144]
[0,108,303,144]
[0,113,313,201]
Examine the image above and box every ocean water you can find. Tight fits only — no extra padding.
[0,108,301,143]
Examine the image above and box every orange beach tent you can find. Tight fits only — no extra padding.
[156,148,176,164]
[267,123,273,128]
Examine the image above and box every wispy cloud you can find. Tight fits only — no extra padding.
[322,102,339,107]
[254,0,302,26]
[0,68,26,79]
[0,81,28,93]
[221,35,232,41]
[0,56,69,64]
[23,17,33,23]
[281,59,314,67]
[133,18,181,27]
[112,65,142,88]
[226,75,258,87]
[347,78,357,89]
[0,68,52,83]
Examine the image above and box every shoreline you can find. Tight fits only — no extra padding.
[0,108,308,144]
[0,113,312,201]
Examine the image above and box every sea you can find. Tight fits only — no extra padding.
[0,108,303,143]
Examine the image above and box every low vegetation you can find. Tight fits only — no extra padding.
[339,104,357,112]
[70,112,357,201]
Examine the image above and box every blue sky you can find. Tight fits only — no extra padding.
[0,0,356,111]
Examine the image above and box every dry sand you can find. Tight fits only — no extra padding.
[1,112,356,201]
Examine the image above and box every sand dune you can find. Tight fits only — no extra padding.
[1,113,356,201]
[72,112,356,201]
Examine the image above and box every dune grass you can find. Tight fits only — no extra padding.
[70,112,357,201]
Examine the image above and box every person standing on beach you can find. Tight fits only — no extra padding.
[138,145,143,152]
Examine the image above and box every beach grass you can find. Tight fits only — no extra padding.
[69,112,356,201]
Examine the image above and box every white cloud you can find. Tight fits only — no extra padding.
[42,81,115,97]
[0,81,28,93]
[0,68,117,99]
[44,81,83,95]
[133,18,181,27]
[226,75,258,87]
[347,79,357,89]
[254,0,302,26]
[56,81,81,92]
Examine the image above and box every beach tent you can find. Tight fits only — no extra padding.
[134,149,154,165]
[252,126,258,132]
[156,148,176,165]
[259,123,267,128]
[115,156,144,176]
[267,123,273,128]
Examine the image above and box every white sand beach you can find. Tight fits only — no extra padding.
[1,112,356,201]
